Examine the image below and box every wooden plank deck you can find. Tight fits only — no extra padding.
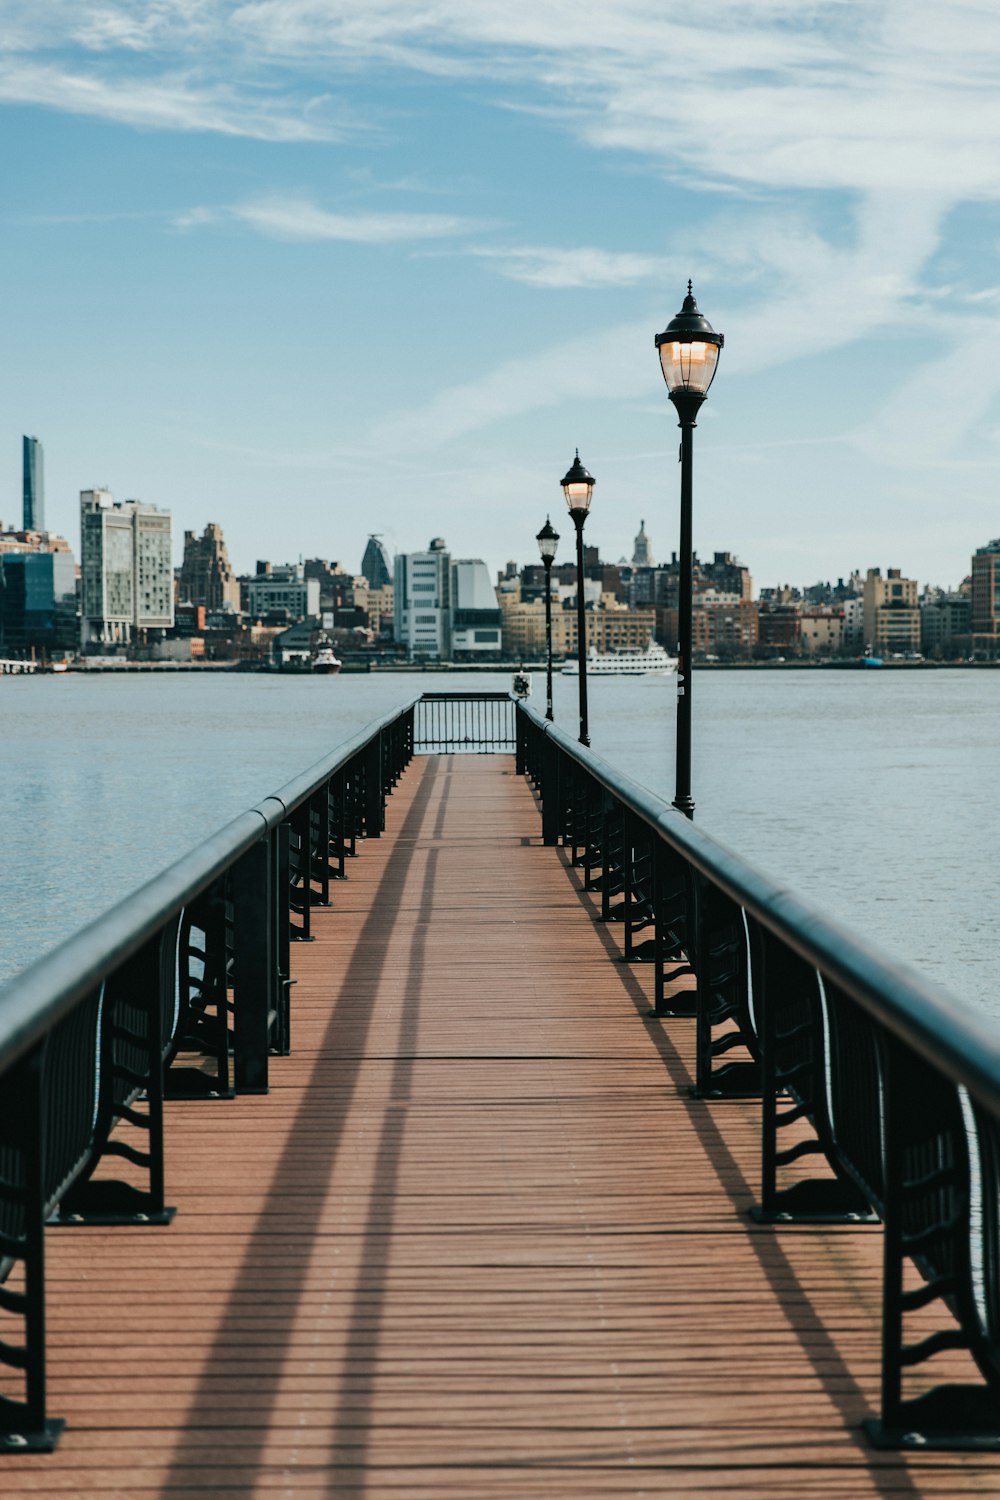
[5,753,1000,1496]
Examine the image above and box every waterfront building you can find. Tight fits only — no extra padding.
[842,597,865,655]
[631,519,654,567]
[361,534,393,591]
[757,600,803,654]
[693,597,760,657]
[0,543,77,655]
[80,490,174,647]
[632,550,752,611]
[395,540,502,660]
[970,539,1000,638]
[245,561,320,623]
[366,584,394,639]
[862,567,920,657]
[799,606,845,656]
[921,591,971,657]
[22,436,44,532]
[395,539,452,659]
[179,523,240,613]
[550,602,657,659]
[450,560,502,659]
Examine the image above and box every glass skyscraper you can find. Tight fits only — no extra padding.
[22,436,44,532]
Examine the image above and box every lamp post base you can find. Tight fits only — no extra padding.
[672,793,695,819]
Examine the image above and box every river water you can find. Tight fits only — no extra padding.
[1,669,997,1017]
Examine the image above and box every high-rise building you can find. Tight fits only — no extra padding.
[395,538,451,658]
[0,532,76,655]
[179,523,240,612]
[395,539,502,659]
[631,519,654,567]
[450,560,502,659]
[361,535,393,590]
[22,437,44,532]
[971,539,1000,637]
[80,490,174,647]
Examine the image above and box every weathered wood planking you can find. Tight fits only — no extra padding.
[3,754,998,1496]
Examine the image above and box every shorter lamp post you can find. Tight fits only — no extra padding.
[561,450,595,747]
[536,517,559,721]
[654,283,723,818]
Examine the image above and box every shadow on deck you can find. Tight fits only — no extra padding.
[5,756,997,1496]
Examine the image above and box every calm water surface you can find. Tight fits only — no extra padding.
[1,669,997,1017]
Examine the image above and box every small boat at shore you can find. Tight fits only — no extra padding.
[562,641,676,677]
[312,641,342,675]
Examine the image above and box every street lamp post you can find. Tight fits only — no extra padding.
[561,451,595,747]
[536,517,559,721]
[654,283,723,819]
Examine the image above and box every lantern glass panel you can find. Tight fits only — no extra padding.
[563,481,593,514]
[659,339,719,396]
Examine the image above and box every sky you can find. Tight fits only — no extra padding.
[3,1,1000,592]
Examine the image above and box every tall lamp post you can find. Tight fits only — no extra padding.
[536,517,559,721]
[561,451,595,747]
[654,283,723,819]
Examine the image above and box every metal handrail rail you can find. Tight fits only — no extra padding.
[518,701,1000,1120]
[261,697,419,821]
[517,695,1000,1445]
[0,696,418,1075]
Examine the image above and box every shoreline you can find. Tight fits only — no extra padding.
[6,658,999,676]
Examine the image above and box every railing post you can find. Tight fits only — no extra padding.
[541,733,560,847]
[515,710,526,775]
[364,730,384,838]
[272,821,292,1056]
[232,836,273,1094]
[0,1042,62,1452]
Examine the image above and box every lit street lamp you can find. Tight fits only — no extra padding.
[536,516,559,721]
[654,283,723,818]
[561,450,595,747]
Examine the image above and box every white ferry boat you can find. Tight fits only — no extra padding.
[561,641,676,677]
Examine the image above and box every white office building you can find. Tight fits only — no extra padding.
[80,490,174,647]
[395,538,452,659]
[394,539,502,660]
[450,559,502,658]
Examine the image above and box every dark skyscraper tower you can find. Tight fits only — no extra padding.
[23,436,44,532]
[361,533,392,589]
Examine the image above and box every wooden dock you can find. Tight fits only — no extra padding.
[5,755,999,1495]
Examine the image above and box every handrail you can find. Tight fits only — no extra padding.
[520,703,1000,1118]
[262,697,419,820]
[516,697,1000,1448]
[0,697,419,1074]
[0,809,268,1078]
[0,695,417,1449]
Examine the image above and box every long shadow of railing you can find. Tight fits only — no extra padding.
[154,756,443,1490]
[558,849,923,1498]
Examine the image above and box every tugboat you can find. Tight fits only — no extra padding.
[311,636,342,675]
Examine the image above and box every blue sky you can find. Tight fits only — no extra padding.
[3,1,1000,592]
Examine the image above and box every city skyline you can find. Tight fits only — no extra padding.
[3,5,1000,591]
[2,464,988,599]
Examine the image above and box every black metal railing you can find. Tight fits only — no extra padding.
[414,692,515,754]
[0,699,416,1451]
[517,700,1000,1451]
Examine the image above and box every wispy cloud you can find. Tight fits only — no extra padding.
[369,316,652,451]
[469,245,672,289]
[177,195,490,242]
[0,60,335,141]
